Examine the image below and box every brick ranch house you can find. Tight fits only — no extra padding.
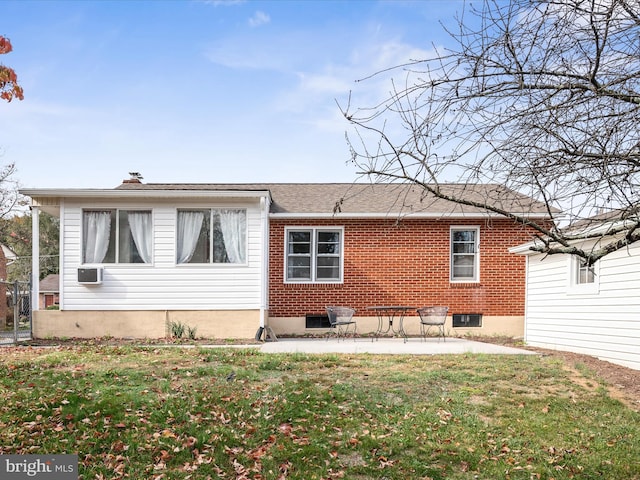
[21,181,549,339]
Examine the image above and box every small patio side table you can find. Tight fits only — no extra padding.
[366,306,416,343]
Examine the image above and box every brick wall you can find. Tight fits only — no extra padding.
[269,218,534,317]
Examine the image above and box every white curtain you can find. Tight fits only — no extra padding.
[83,211,111,263]
[128,211,152,263]
[177,211,204,264]
[219,209,246,263]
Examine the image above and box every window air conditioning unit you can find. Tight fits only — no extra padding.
[78,267,103,285]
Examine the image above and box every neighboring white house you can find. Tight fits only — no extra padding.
[1,244,18,266]
[512,230,640,371]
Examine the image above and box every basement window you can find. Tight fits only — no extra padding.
[305,314,331,329]
[452,314,482,328]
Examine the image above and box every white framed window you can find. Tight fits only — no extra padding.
[568,255,599,294]
[176,209,247,264]
[285,227,343,283]
[450,227,480,282]
[577,259,596,284]
[83,209,152,264]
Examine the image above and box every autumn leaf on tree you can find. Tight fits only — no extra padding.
[0,36,24,102]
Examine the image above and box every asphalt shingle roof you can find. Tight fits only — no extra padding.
[116,182,552,217]
[39,274,60,293]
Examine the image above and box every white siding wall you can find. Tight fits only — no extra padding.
[60,198,264,311]
[525,243,640,370]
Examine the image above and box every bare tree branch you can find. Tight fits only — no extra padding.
[342,0,640,265]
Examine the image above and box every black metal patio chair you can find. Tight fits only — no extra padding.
[325,306,357,341]
[417,306,449,342]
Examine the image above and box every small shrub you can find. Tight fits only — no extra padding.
[169,321,197,340]
[186,325,198,340]
[169,321,186,339]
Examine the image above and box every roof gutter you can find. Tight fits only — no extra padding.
[19,188,272,200]
[270,212,552,220]
[510,218,634,255]
[509,243,537,255]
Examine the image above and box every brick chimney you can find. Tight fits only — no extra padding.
[122,172,143,184]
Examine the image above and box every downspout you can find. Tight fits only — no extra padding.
[523,255,529,343]
[31,205,40,314]
[256,194,271,340]
[58,199,64,310]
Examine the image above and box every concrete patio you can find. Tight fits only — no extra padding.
[256,337,537,355]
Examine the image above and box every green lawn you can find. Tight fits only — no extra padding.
[0,345,638,479]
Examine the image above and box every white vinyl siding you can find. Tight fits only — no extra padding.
[60,198,264,311]
[525,243,640,370]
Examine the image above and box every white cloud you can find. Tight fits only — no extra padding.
[248,11,270,28]
[275,38,435,115]
[201,0,245,6]
[204,30,307,71]
[255,34,442,147]
[296,72,351,96]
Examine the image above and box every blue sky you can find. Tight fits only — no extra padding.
[2,0,465,189]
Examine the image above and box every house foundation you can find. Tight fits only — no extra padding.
[268,315,524,338]
[33,310,261,340]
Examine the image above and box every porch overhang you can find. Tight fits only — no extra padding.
[19,188,273,217]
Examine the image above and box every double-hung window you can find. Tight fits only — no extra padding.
[577,258,596,284]
[285,227,343,283]
[83,210,152,264]
[568,255,599,294]
[450,227,479,282]
[176,209,247,264]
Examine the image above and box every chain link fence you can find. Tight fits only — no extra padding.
[0,280,32,344]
